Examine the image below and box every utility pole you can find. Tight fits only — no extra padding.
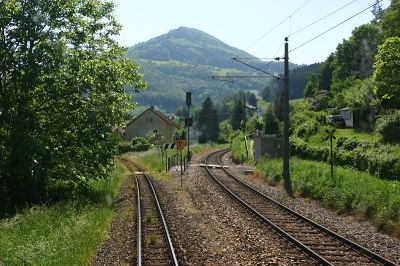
[186,92,191,162]
[283,37,293,195]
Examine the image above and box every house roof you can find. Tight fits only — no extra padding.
[126,107,179,128]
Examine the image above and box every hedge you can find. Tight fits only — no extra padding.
[290,136,400,180]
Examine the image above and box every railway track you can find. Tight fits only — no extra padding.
[136,171,179,266]
[204,149,397,266]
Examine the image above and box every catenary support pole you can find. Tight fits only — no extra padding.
[283,37,293,195]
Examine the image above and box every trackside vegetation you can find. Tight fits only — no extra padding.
[256,158,400,235]
[0,159,129,265]
[0,0,145,218]
[128,143,228,175]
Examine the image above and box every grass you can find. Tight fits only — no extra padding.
[129,143,228,175]
[0,159,129,265]
[257,158,400,235]
[308,127,379,146]
[148,234,159,245]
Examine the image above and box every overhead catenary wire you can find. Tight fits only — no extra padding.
[232,57,281,80]
[237,0,313,57]
[290,0,382,53]
[289,0,360,37]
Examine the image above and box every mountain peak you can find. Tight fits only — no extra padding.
[128,26,256,68]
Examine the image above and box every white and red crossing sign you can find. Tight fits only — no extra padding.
[163,143,176,150]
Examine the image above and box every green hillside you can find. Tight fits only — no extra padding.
[126,27,297,113]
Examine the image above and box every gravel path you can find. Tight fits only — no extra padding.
[221,152,400,265]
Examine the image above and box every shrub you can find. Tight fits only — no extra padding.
[131,137,151,152]
[290,136,400,180]
[376,110,400,143]
[118,141,134,154]
[295,120,319,141]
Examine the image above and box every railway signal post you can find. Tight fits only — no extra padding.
[175,138,186,187]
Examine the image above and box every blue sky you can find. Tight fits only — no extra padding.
[112,0,389,65]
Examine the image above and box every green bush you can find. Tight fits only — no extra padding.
[376,110,400,143]
[290,136,400,180]
[118,141,134,154]
[289,137,329,162]
[231,131,247,162]
[131,137,151,152]
[295,120,319,141]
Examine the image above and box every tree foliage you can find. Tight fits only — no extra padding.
[0,0,145,215]
[382,0,400,38]
[373,37,400,109]
[197,96,219,143]
[333,23,383,82]
[230,97,246,130]
[263,105,280,134]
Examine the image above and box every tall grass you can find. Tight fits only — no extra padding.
[0,159,129,265]
[130,143,228,174]
[257,158,400,234]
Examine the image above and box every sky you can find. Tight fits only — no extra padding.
[112,0,389,65]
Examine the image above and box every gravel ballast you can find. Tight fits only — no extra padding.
[221,152,400,265]
[92,150,399,265]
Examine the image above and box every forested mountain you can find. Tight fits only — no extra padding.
[126,27,297,113]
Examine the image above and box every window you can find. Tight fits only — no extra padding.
[145,117,153,123]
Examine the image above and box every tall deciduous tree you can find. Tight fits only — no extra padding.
[197,96,219,143]
[373,37,400,109]
[0,0,145,215]
[382,0,400,38]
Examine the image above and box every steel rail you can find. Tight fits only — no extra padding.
[136,170,179,266]
[204,149,331,266]
[214,149,397,266]
[136,176,142,266]
[143,171,179,266]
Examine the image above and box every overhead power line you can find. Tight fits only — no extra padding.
[232,57,281,80]
[289,0,359,37]
[290,0,381,53]
[239,0,313,56]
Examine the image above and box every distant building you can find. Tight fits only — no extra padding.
[340,107,354,128]
[253,134,283,161]
[124,106,178,141]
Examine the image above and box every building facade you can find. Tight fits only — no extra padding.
[124,106,178,142]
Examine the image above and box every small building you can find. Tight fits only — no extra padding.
[253,134,283,161]
[340,107,354,128]
[124,106,178,141]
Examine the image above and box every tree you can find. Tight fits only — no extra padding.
[371,0,383,23]
[382,0,400,38]
[246,92,257,107]
[373,37,400,109]
[197,96,219,143]
[230,97,246,130]
[333,24,382,82]
[0,0,145,215]
[261,85,271,101]
[274,91,284,121]
[263,105,280,134]
[218,120,233,144]
[342,79,377,128]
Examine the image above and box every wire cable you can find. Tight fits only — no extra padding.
[289,0,360,37]
[290,0,381,53]
[232,57,281,79]
[238,0,313,56]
